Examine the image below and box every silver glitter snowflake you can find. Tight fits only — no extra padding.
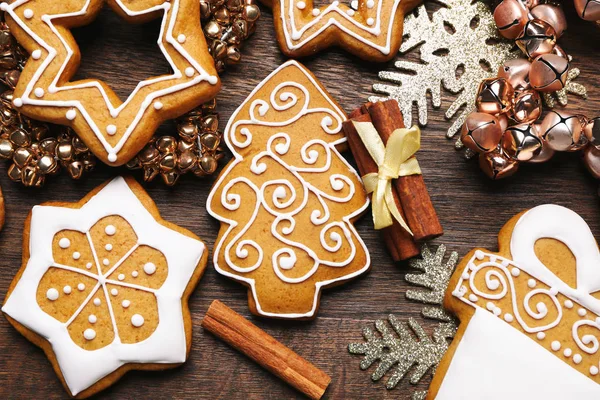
[370,0,516,139]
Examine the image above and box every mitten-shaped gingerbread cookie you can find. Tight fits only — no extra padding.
[207,60,370,319]
[429,204,600,399]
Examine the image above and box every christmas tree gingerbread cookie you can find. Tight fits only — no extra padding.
[429,204,600,399]
[1,0,220,166]
[207,60,370,319]
[2,176,208,398]
[261,0,421,62]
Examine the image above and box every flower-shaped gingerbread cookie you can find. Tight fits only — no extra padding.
[2,176,207,398]
[262,0,421,61]
[1,0,220,166]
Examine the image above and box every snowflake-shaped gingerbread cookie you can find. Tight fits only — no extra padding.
[1,0,220,166]
[2,176,207,398]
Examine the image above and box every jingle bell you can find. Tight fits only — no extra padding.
[461,112,503,153]
[494,0,530,39]
[574,0,600,21]
[529,54,568,92]
[501,123,543,161]
[584,117,600,149]
[512,90,542,124]
[540,110,586,152]
[530,4,567,38]
[515,19,556,59]
[583,145,600,179]
[497,59,531,91]
[475,77,514,115]
[479,148,520,179]
[527,131,555,163]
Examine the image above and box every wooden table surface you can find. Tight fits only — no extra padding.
[0,1,599,399]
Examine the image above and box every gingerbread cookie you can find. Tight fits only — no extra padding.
[261,0,421,61]
[207,60,370,319]
[2,176,207,398]
[429,204,600,399]
[2,0,220,166]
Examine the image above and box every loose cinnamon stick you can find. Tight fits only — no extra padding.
[201,300,331,400]
[367,100,443,241]
[342,112,420,261]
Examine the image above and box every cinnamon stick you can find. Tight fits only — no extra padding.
[201,300,331,400]
[342,112,420,261]
[367,100,443,242]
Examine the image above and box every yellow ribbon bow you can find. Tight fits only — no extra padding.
[353,121,422,233]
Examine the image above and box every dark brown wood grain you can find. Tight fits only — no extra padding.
[0,2,599,399]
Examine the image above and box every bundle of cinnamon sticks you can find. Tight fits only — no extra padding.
[342,100,443,261]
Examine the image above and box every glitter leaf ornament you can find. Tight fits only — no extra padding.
[370,0,516,140]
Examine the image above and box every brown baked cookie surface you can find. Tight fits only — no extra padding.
[2,176,208,398]
[207,60,370,320]
[429,204,600,399]
[2,0,220,166]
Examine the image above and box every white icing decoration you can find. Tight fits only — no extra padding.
[106,125,117,136]
[59,238,71,248]
[351,0,358,9]
[122,300,131,308]
[31,49,41,59]
[537,332,545,340]
[1,177,205,396]
[72,252,80,260]
[573,354,582,364]
[366,17,374,26]
[105,225,116,236]
[34,87,44,97]
[118,274,125,281]
[311,8,320,16]
[103,259,110,266]
[475,250,484,260]
[110,288,118,296]
[63,285,72,294]
[177,34,185,43]
[468,294,478,302]
[579,308,587,317]
[85,263,92,269]
[13,98,22,107]
[154,101,163,110]
[185,67,194,77]
[565,300,574,308]
[511,267,520,277]
[83,328,96,340]
[366,0,375,8]
[564,348,572,357]
[46,288,59,301]
[66,109,76,120]
[77,283,85,291]
[504,313,514,323]
[206,61,369,319]
[296,1,305,9]
[23,8,33,18]
[93,298,101,306]
[591,366,599,376]
[105,244,112,251]
[144,262,156,275]
[1,0,218,163]
[493,307,501,316]
[131,314,144,327]
[551,340,561,351]
[88,314,97,324]
[132,271,138,278]
[528,279,536,288]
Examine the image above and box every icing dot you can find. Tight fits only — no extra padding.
[144,262,157,275]
[34,87,44,98]
[118,274,125,281]
[312,8,320,16]
[536,332,545,340]
[131,314,144,327]
[154,101,163,110]
[23,8,33,19]
[486,302,495,311]
[108,153,117,163]
[83,328,96,340]
[504,313,514,323]
[59,238,71,249]
[573,354,582,364]
[549,287,559,295]
[13,98,22,107]
[93,298,101,306]
[31,49,41,59]
[461,271,469,279]
[297,1,306,9]
[578,308,587,317]
[86,263,92,269]
[551,341,561,351]
[511,267,520,277]
[366,0,374,8]
[367,17,374,26]
[351,0,358,9]
[591,366,599,376]
[122,300,131,308]
[564,348,572,357]
[72,251,81,260]
[346,9,355,16]
[132,271,139,278]
[63,285,72,294]
[177,34,186,43]
[468,294,478,302]
[88,314,97,324]
[103,259,110,266]
[66,109,76,120]
[105,225,116,235]
[564,300,574,309]
[46,288,59,301]
[527,279,536,288]
[110,288,118,296]
[492,307,501,316]
[185,67,195,77]
[106,124,117,136]
[474,250,484,260]
[105,244,113,251]
[78,283,85,291]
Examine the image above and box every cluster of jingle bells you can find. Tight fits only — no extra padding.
[201,0,260,73]
[460,0,599,179]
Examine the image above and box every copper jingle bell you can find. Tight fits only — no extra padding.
[527,126,555,163]
[529,54,568,92]
[479,148,520,179]
[501,123,543,161]
[498,114,509,131]
[475,77,514,115]
[583,145,600,179]
[515,19,557,59]
[530,4,567,38]
[519,0,540,9]
[494,0,530,39]
[574,0,600,21]
[540,110,585,152]
[512,90,542,124]
[497,59,531,91]
[461,112,504,153]
[584,117,600,149]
